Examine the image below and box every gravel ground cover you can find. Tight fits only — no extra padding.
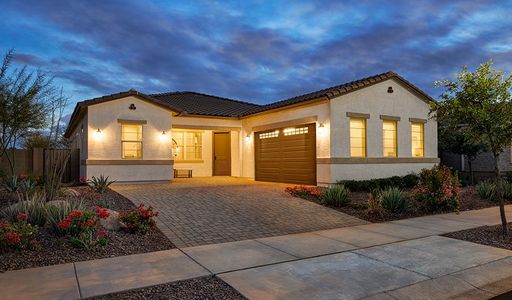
[444,222,512,251]
[0,186,175,272]
[88,276,247,300]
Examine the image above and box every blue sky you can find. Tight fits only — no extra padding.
[1,0,511,112]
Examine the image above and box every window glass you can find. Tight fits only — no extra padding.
[172,130,202,160]
[383,120,397,157]
[122,124,142,159]
[411,123,424,157]
[350,118,366,157]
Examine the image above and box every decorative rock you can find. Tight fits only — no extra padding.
[61,188,81,197]
[45,200,68,208]
[99,209,123,231]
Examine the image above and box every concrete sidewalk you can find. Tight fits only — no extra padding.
[1,205,511,299]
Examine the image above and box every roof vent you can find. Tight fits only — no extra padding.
[387,86,394,93]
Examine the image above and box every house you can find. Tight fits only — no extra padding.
[64,71,439,185]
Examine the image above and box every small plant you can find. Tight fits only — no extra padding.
[3,192,47,226]
[503,181,512,200]
[89,175,116,194]
[411,165,461,212]
[98,195,114,209]
[0,214,39,252]
[285,186,321,198]
[17,178,38,199]
[119,204,158,234]
[476,180,497,201]
[46,199,87,234]
[58,208,110,249]
[2,175,18,193]
[367,189,382,213]
[321,185,350,207]
[380,187,408,213]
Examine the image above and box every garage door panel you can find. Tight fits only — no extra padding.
[255,123,316,185]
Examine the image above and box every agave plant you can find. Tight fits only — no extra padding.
[380,187,407,213]
[89,175,116,194]
[321,185,350,207]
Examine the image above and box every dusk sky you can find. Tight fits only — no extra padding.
[1,0,512,113]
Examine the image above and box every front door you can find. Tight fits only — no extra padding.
[213,132,231,176]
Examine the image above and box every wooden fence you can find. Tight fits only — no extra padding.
[0,148,80,183]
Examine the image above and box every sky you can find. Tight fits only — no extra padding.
[1,0,512,113]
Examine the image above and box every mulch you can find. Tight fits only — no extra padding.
[444,223,512,251]
[0,186,175,273]
[88,276,247,300]
[296,186,510,223]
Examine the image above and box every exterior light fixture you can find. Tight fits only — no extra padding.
[160,130,168,142]
[318,122,326,135]
[94,128,102,140]
[245,133,251,142]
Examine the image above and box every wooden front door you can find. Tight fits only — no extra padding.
[213,132,231,176]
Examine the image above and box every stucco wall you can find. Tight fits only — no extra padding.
[240,102,331,179]
[85,96,173,181]
[328,163,436,182]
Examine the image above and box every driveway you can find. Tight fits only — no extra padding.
[112,177,366,247]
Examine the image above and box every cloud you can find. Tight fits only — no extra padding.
[1,0,511,106]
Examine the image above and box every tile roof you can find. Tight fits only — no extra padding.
[150,91,261,117]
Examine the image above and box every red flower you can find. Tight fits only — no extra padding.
[79,176,89,183]
[16,213,28,221]
[95,230,108,237]
[18,174,28,180]
[95,206,110,219]
[68,210,83,220]
[5,232,21,245]
[58,219,71,230]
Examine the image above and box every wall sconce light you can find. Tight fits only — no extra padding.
[160,130,168,142]
[94,128,102,140]
[245,133,251,142]
[318,122,326,135]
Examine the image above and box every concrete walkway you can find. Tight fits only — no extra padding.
[1,205,511,300]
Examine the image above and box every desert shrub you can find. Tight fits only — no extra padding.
[285,186,321,198]
[367,189,382,213]
[411,165,461,212]
[380,187,407,212]
[89,175,116,194]
[98,195,114,209]
[503,181,512,200]
[337,174,419,192]
[321,185,350,207]
[119,204,159,234]
[0,214,39,252]
[17,178,38,199]
[476,180,497,201]
[46,199,87,234]
[3,192,47,226]
[2,175,19,193]
[58,208,110,249]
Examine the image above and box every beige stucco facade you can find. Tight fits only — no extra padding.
[69,77,438,184]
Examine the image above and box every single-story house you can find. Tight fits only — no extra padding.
[64,71,439,185]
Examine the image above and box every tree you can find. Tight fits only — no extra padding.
[438,114,487,185]
[0,49,53,174]
[22,131,53,149]
[434,61,512,236]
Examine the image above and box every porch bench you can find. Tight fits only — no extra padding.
[174,169,193,178]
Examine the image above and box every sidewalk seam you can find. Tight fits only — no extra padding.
[73,263,83,299]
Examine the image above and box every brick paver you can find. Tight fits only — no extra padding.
[112,177,367,247]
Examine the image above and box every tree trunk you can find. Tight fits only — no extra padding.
[493,154,509,237]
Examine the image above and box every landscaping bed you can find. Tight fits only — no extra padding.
[0,186,175,273]
[89,276,247,300]
[444,223,512,251]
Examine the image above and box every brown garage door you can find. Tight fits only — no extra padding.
[255,123,316,185]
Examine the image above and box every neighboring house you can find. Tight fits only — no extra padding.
[64,71,439,185]
[441,149,512,181]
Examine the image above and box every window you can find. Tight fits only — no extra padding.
[350,118,366,157]
[259,130,279,139]
[411,122,424,157]
[283,127,308,136]
[121,124,143,159]
[172,130,202,160]
[383,120,397,157]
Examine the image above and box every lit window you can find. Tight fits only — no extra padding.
[122,124,143,159]
[383,120,397,157]
[283,127,308,136]
[350,118,366,157]
[259,130,279,139]
[172,130,202,160]
[411,122,424,157]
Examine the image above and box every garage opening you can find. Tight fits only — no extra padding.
[255,123,316,185]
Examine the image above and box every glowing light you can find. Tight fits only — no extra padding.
[94,128,102,140]
[160,130,168,142]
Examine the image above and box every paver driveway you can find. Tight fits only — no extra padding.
[112,177,367,247]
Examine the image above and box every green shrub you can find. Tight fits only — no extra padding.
[119,204,159,234]
[504,181,512,200]
[0,216,39,252]
[2,175,18,193]
[412,165,461,212]
[337,174,419,192]
[367,189,382,213]
[45,199,87,234]
[89,175,116,194]
[380,187,407,212]
[476,180,497,201]
[2,192,47,226]
[321,185,351,207]
[17,178,37,199]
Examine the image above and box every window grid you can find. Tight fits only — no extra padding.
[259,130,279,139]
[173,131,202,161]
[350,118,366,157]
[121,124,143,159]
[411,123,424,157]
[383,120,397,157]
[283,127,308,136]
